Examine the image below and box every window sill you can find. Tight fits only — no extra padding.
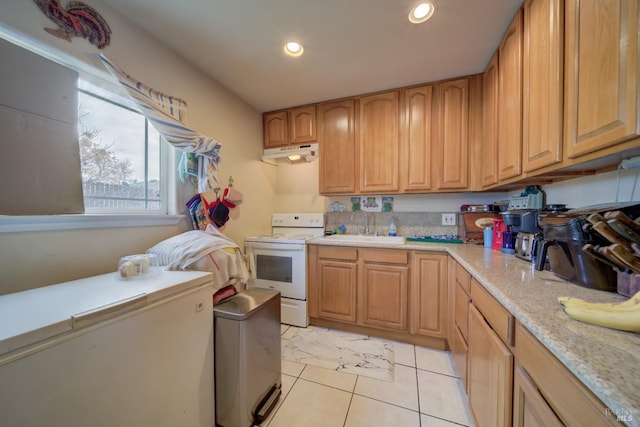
[0,214,187,233]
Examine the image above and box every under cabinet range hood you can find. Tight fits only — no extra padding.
[261,143,318,165]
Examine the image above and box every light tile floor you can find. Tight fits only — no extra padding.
[260,325,474,427]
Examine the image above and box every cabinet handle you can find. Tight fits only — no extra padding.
[71,293,147,329]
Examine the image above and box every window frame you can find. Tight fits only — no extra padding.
[0,28,187,233]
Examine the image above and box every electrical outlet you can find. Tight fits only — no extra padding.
[195,301,204,313]
[442,213,456,226]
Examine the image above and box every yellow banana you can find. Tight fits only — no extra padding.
[557,290,640,312]
[560,302,640,332]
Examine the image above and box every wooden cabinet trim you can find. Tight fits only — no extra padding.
[455,262,472,294]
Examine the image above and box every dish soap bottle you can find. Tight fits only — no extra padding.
[389,216,397,237]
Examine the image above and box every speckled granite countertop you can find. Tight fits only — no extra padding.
[310,238,640,426]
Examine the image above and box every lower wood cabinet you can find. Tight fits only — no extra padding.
[308,245,447,346]
[409,252,448,338]
[468,304,514,427]
[513,365,563,427]
[514,322,620,426]
[359,249,408,331]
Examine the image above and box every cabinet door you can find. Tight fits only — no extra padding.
[564,0,639,157]
[317,259,357,322]
[468,304,513,427]
[359,263,408,330]
[409,252,447,338]
[513,366,563,427]
[263,111,288,148]
[498,9,524,181]
[454,281,470,341]
[359,91,400,193]
[523,0,563,172]
[289,105,316,144]
[435,78,469,190]
[318,99,357,194]
[482,52,499,187]
[402,85,434,191]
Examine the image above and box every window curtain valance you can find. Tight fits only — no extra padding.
[98,54,221,192]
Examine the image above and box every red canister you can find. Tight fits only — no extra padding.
[492,219,505,250]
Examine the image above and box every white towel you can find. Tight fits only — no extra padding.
[146,225,239,270]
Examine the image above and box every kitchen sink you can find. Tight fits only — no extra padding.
[318,234,405,244]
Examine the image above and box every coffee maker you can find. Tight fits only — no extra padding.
[500,209,542,262]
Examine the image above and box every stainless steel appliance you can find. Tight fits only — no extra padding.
[244,213,325,327]
[515,231,542,262]
[214,288,281,427]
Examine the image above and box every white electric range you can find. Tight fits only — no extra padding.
[244,213,325,327]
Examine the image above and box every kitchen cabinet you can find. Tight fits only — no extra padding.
[358,91,401,193]
[497,8,523,182]
[309,245,448,348]
[481,52,499,188]
[564,0,639,158]
[409,252,447,338]
[513,366,563,427]
[318,99,357,194]
[522,0,563,172]
[359,249,409,331]
[434,78,470,190]
[402,84,435,192]
[467,277,515,427]
[468,304,514,427]
[514,322,621,426]
[312,245,358,322]
[263,105,316,148]
[448,259,471,389]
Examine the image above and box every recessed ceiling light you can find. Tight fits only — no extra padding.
[284,41,304,57]
[409,2,436,24]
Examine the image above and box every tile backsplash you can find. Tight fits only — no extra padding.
[325,212,459,238]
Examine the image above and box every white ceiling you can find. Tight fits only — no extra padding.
[104,0,524,113]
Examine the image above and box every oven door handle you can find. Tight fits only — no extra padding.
[244,242,306,251]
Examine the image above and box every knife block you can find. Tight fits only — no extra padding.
[617,272,640,297]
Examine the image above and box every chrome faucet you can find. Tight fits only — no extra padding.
[350,210,370,235]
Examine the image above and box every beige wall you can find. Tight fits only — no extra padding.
[0,1,275,293]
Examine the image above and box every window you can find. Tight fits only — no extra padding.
[77,79,167,213]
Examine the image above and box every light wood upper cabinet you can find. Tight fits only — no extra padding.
[318,99,357,195]
[523,0,563,172]
[358,91,401,193]
[435,78,470,190]
[482,52,500,187]
[263,106,316,148]
[402,85,435,192]
[289,105,316,144]
[263,111,288,148]
[498,9,524,181]
[409,252,447,338]
[564,0,639,158]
